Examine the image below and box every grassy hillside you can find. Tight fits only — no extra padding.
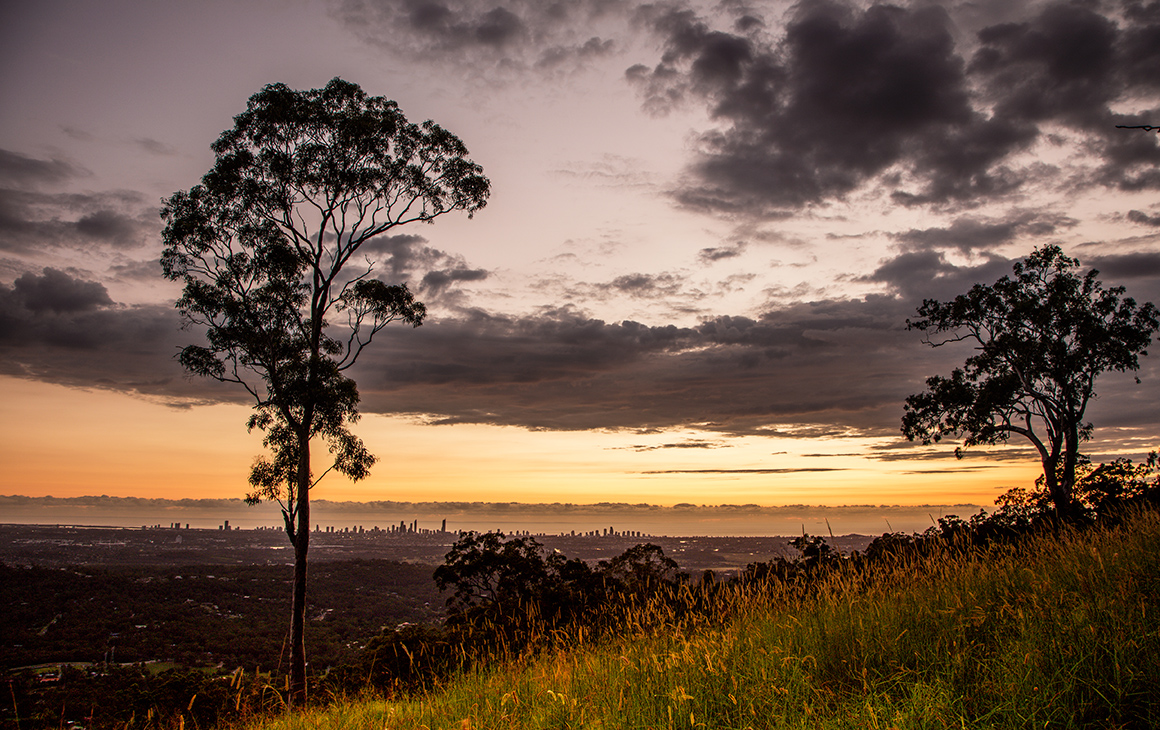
[248,507,1160,729]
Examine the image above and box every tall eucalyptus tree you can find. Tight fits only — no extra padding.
[161,78,489,703]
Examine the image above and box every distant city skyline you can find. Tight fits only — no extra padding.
[0,495,985,537]
[1,1,1157,510]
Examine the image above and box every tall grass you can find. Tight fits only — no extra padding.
[247,507,1160,729]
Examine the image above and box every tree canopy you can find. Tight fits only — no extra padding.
[901,245,1158,516]
[160,78,489,704]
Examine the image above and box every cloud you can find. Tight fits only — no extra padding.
[4,250,1155,449]
[618,438,730,451]
[631,2,1025,213]
[698,241,746,264]
[354,232,492,299]
[344,293,934,436]
[107,258,164,283]
[0,268,205,399]
[640,467,846,474]
[858,250,1013,302]
[1085,251,1160,282]
[1128,209,1160,227]
[628,1,1160,216]
[10,268,114,313]
[967,2,1160,191]
[133,138,177,156]
[0,148,87,187]
[891,211,1076,254]
[333,0,625,74]
[550,154,657,189]
[0,187,154,252]
[422,266,489,293]
[605,272,686,298]
[330,0,1158,218]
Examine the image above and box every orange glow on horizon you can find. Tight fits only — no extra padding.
[1,375,1036,508]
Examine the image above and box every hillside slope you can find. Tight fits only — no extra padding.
[253,508,1160,729]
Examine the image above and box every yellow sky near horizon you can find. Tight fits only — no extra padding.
[0,375,1039,508]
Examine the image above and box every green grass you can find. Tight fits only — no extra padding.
[246,508,1160,729]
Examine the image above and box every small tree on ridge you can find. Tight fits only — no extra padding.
[902,246,1158,517]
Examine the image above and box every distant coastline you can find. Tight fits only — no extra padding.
[0,495,986,537]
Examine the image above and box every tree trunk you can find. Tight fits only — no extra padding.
[1043,446,1079,520]
[288,438,311,706]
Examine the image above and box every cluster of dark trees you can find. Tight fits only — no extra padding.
[330,536,685,694]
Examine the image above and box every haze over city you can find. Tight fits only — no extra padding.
[2,0,1158,526]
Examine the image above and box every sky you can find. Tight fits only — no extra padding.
[1,0,1159,520]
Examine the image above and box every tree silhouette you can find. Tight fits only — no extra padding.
[902,246,1158,517]
[433,531,561,611]
[160,78,489,704]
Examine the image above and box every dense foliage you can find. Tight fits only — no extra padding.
[903,245,1158,516]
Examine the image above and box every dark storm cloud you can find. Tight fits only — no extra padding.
[0,150,151,252]
[0,148,86,187]
[858,250,1013,302]
[0,269,201,398]
[345,292,938,436]
[0,260,994,437]
[630,2,1029,213]
[1128,209,1160,227]
[331,0,1158,214]
[1085,251,1160,281]
[892,211,1076,254]
[10,268,113,313]
[968,2,1160,191]
[5,252,1155,443]
[0,187,153,252]
[422,266,489,293]
[629,0,1160,216]
[74,209,142,242]
[333,0,623,72]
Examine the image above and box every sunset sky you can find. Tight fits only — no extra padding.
[2,0,1158,514]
